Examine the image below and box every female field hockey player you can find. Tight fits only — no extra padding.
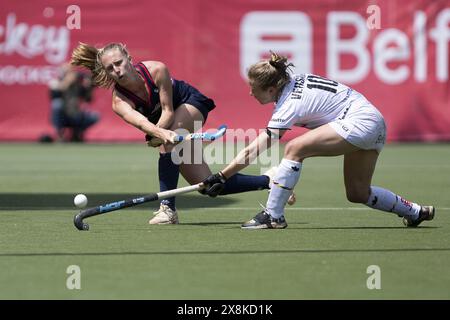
[71,42,273,225]
[202,51,435,229]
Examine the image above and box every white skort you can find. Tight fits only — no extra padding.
[329,98,386,153]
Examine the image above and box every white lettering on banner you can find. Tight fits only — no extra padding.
[0,65,58,85]
[414,11,427,82]
[240,9,450,84]
[329,9,449,84]
[373,29,410,84]
[429,8,450,82]
[240,11,312,78]
[327,12,370,83]
[0,13,70,64]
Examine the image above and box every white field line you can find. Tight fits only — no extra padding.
[189,207,450,211]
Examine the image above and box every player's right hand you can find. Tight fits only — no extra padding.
[201,172,227,197]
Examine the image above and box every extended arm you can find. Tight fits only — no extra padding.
[112,90,176,144]
[202,128,286,196]
[221,130,272,178]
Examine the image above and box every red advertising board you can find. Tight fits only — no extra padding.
[0,0,449,141]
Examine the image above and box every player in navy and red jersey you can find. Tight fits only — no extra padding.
[71,42,273,224]
[202,51,435,229]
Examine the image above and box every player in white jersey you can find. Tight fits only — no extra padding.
[202,51,435,229]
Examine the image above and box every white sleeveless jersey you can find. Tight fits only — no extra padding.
[267,74,369,130]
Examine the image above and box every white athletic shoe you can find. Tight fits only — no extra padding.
[402,206,435,227]
[263,166,296,206]
[149,204,179,225]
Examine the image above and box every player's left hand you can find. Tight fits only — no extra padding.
[201,172,227,197]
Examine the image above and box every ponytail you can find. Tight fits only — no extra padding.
[248,51,294,90]
[268,51,294,74]
[71,42,130,89]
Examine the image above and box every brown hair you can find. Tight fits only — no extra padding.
[247,51,294,91]
[71,42,131,88]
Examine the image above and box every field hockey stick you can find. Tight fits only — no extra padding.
[73,183,204,231]
[174,124,227,142]
[148,124,227,146]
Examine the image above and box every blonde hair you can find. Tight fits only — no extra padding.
[71,42,131,88]
[248,51,294,90]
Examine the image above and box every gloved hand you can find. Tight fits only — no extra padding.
[201,172,227,197]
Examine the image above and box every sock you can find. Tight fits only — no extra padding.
[158,152,180,210]
[365,186,420,219]
[220,173,269,195]
[266,159,302,218]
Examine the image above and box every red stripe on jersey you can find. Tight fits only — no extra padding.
[135,62,155,106]
[115,83,147,105]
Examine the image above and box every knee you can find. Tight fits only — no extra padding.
[81,112,99,128]
[346,187,370,204]
[284,140,305,161]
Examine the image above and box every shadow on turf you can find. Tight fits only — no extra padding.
[1,247,450,257]
[0,193,239,210]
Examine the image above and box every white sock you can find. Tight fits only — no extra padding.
[366,186,420,219]
[266,159,302,218]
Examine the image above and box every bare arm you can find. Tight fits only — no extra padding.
[220,128,287,178]
[147,61,175,129]
[112,90,176,143]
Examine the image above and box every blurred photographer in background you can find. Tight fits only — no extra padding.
[49,63,100,142]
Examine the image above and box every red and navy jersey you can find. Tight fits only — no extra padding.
[114,62,162,123]
[114,62,215,124]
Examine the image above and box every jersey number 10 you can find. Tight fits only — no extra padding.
[306,75,338,94]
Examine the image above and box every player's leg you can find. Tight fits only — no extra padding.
[162,103,269,192]
[179,145,270,195]
[343,149,377,204]
[150,104,202,224]
[242,124,357,229]
[344,150,434,227]
[151,104,271,224]
[174,104,270,194]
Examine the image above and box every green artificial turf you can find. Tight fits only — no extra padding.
[0,143,449,299]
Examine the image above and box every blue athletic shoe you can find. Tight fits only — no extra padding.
[402,206,435,227]
[241,211,288,229]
